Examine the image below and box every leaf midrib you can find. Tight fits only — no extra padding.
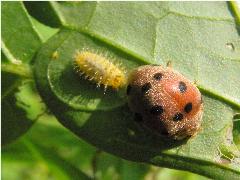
[111,137,240,177]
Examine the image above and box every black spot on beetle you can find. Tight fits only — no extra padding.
[127,85,132,95]
[179,81,187,93]
[150,105,164,115]
[134,113,143,122]
[142,82,151,93]
[173,113,184,121]
[153,73,163,81]
[184,102,192,113]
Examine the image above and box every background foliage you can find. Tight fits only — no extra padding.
[2,2,240,179]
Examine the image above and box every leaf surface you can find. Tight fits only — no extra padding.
[33,2,240,178]
[1,2,56,145]
[2,2,42,63]
[1,73,45,145]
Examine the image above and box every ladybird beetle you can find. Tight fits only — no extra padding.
[127,65,203,140]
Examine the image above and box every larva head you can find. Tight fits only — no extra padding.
[127,65,203,140]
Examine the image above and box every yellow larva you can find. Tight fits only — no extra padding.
[74,50,127,91]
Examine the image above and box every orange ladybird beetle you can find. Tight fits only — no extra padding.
[127,65,203,140]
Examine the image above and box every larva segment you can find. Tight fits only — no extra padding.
[74,51,126,90]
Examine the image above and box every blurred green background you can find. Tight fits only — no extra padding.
[2,113,209,180]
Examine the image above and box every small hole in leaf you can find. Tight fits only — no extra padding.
[226,42,235,51]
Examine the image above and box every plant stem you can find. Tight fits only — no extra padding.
[1,63,33,79]
[229,1,240,25]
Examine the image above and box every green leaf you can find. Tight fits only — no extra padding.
[23,116,150,179]
[35,30,139,111]
[2,2,42,63]
[95,152,149,180]
[1,2,58,145]
[33,2,240,179]
[25,114,97,176]
[1,1,42,145]
[2,138,91,180]
[24,1,62,28]
[30,17,59,43]
[1,74,45,145]
[155,168,210,180]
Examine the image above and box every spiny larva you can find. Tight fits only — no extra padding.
[126,65,203,140]
[74,50,127,91]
